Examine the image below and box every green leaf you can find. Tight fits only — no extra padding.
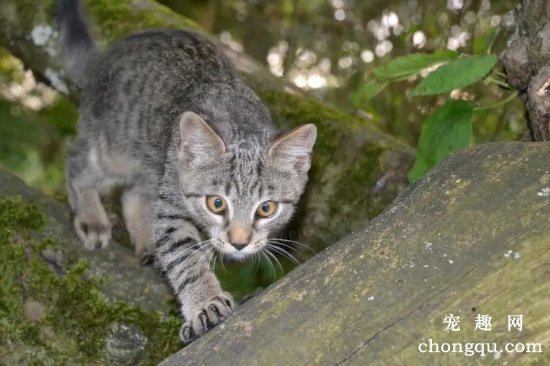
[372,50,457,81]
[351,80,388,107]
[411,55,497,96]
[473,27,499,55]
[408,100,473,182]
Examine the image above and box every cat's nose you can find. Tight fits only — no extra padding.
[231,242,247,250]
[228,224,252,250]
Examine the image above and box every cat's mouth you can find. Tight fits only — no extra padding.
[216,242,258,262]
[224,251,250,262]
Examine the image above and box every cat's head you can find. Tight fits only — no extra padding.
[176,111,316,261]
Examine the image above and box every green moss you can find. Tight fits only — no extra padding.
[261,90,361,154]
[259,90,408,149]
[0,197,45,350]
[328,146,384,215]
[0,196,181,365]
[0,196,45,229]
[85,0,201,46]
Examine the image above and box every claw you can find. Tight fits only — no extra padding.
[199,311,210,331]
[209,304,222,319]
[179,324,195,344]
[180,292,235,343]
[139,253,155,267]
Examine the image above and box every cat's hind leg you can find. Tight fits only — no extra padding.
[67,140,113,250]
[122,184,155,266]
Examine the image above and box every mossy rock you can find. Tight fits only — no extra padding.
[0,171,180,365]
[160,142,550,365]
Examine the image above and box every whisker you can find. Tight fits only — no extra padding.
[205,247,215,267]
[264,247,284,276]
[184,242,210,259]
[269,237,311,246]
[266,243,301,264]
[187,238,214,249]
[267,241,307,261]
[195,246,213,274]
[269,238,315,253]
[167,241,208,267]
[207,248,216,270]
[210,246,218,272]
[219,251,227,269]
[184,240,214,268]
[254,252,261,273]
[211,248,218,271]
[260,249,276,281]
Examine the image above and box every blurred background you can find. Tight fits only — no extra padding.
[0,0,525,298]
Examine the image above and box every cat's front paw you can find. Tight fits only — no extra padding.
[180,293,235,343]
[74,215,112,250]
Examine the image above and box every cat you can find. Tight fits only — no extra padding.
[58,0,316,343]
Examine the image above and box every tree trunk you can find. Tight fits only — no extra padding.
[0,0,414,252]
[161,142,550,365]
[500,0,550,141]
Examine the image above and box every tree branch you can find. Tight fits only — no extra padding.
[161,142,549,365]
[499,0,550,141]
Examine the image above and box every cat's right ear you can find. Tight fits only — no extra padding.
[178,111,226,166]
[269,124,317,173]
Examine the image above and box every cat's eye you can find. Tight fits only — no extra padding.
[256,201,278,218]
[206,196,227,214]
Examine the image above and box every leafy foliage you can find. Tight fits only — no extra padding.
[352,80,389,105]
[0,99,77,195]
[357,50,514,181]
[411,55,497,96]
[372,50,457,81]
[408,101,472,182]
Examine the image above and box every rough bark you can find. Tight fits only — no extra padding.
[0,0,414,252]
[161,142,550,365]
[500,0,550,141]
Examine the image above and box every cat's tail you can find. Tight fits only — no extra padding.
[56,0,97,85]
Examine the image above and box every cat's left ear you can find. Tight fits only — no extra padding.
[268,124,317,173]
[178,111,226,166]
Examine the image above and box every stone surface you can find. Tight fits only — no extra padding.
[23,300,47,323]
[105,322,148,365]
[161,142,550,365]
[0,170,180,365]
[0,170,172,314]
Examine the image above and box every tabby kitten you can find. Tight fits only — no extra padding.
[58,0,316,342]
